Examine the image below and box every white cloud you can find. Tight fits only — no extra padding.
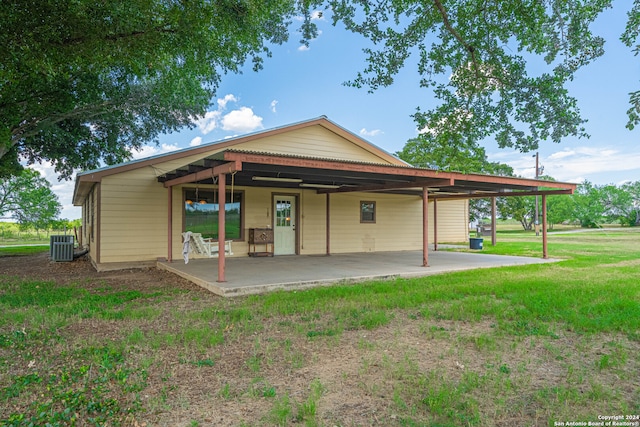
[217,94,238,109]
[130,143,179,160]
[270,100,278,113]
[194,94,243,135]
[195,110,221,135]
[221,107,263,133]
[293,10,325,22]
[509,146,640,183]
[548,149,576,160]
[189,136,202,147]
[360,128,383,137]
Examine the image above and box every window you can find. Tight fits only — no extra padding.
[276,199,292,227]
[360,201,376,223]
[184,189,243,240]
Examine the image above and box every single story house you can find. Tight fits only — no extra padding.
[72,116,576,278]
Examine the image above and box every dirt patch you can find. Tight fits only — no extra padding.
[0,252,203,292]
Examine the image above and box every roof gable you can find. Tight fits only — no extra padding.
[82,116,402,178]
[227,123,399,165]
[73,116,404,204]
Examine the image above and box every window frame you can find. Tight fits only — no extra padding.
[183,188,245,241]
[360,200,376,224]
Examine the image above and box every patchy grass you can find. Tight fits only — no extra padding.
[1,230,639,425]
[0,246,49,257]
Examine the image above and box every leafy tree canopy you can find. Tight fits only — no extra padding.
[621,1,640,129]
[0,0,315,178]
[397,134,514,223]
[325,0,639,155]
[397,135,513,175]
[4,1,639,182]
[0,168,61,229]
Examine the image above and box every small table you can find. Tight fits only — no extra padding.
[248,228,274,257]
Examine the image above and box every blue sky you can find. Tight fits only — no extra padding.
[39,2,640,219]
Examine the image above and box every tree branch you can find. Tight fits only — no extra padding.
[432,0,481,79]
[9,101,118,145]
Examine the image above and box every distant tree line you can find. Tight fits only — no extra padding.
[397,138,640,231]
[0,219,81,241]
[476,180,640,230]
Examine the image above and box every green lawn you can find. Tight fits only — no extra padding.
[1,229,639,426]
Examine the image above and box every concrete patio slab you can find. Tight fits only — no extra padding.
[157,250,559,297]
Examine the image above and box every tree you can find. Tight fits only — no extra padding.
[6,1,637,181]
[600,181,640,226]
[622,2,640,129]
[0,169,61,234]
[327,0,623,158]
[546,194,575,228]
[397,135,514,223]
[571,181,606,228]
[0,0,315,178]
[496,195,536,230]
[620,181,640,226]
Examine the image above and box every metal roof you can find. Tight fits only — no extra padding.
[74,117,577,205]
[156,149,576,198]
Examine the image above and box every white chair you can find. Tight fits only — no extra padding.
[183,232,233,258]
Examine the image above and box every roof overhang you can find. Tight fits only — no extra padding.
[156,149,577,198]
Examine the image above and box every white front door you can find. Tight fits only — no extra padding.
[274,195,296,255]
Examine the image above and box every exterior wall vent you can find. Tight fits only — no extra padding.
[50,235,74,262]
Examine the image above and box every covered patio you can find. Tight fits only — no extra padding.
[159,149,576,283]
[157,250,559,297]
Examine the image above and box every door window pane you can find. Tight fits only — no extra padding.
[276,200,292,227]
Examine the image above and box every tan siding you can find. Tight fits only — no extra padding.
[434,199,469,243]
[168,188,468,260]
[238,186,275,256]
[171,185,184,261]
[99,175,468,265]
[99,167,168,263]
[151,125,399,179]
[329,193,424,253]
[237,126,396,164]
[86,186,98,265]
[300,190,327,254]
[327,195,468,253]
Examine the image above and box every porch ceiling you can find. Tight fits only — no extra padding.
[156,149,576,197]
